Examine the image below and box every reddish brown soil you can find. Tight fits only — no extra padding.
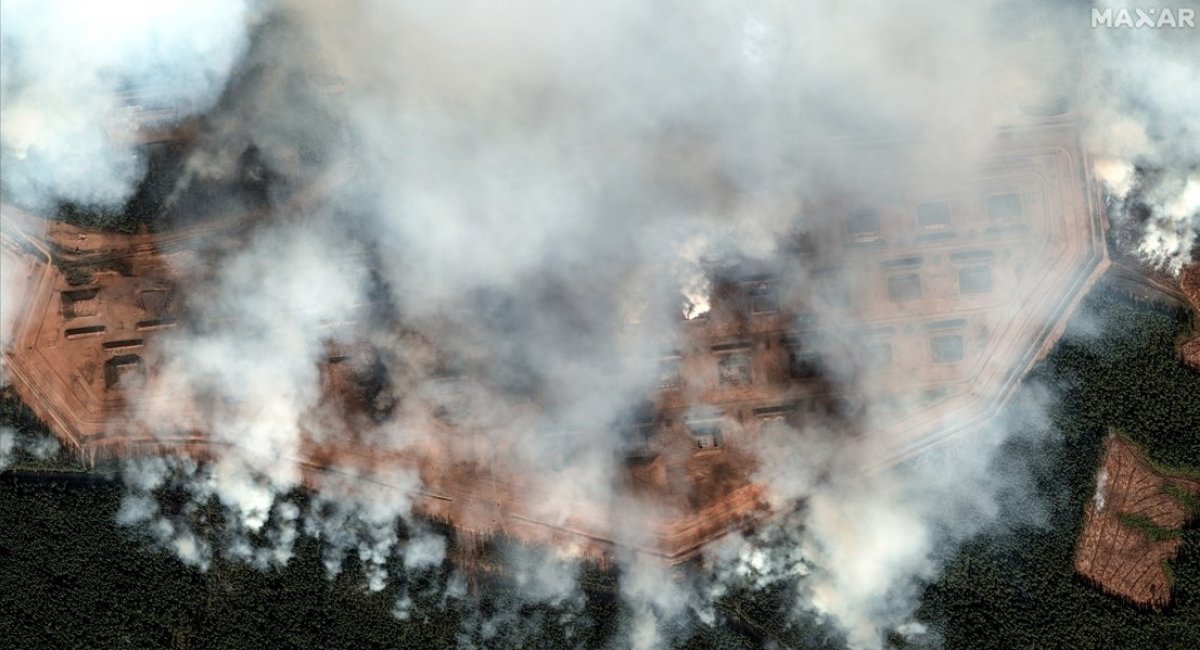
[1180,264,1200,370]
[1179,264,1200,307]
[1182,337,1200,370]
[1075,435,1200,608]
[1,120,1110,563]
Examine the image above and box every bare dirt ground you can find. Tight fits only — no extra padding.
[1180,264,1200,370]
[1075,434,1200,608]
[1,120,1110,563]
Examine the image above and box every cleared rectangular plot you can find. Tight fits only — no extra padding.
[986,192,1023,219]
[887,273,922,301]
[959,265,993,293]
[930,334,964,363]
[916,201,952,229]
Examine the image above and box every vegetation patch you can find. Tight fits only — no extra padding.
[1116,512,1183,543]
[1165,482,1200,515]
[918,287,1200,649]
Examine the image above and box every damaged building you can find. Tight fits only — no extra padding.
[0,116,1109,563]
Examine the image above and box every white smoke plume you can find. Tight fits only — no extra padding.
[1085,0,1200,274]
[0,424,61,472]
[2,1,1198,648]
[1136,175,1200,275]
[0,0,254,212]
[0,427,14,471]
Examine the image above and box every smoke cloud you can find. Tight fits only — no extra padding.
[0,427,14,471]
[2,1,1198,648]
[0,0,254,213]
[1085,0,1200,274]
[0,424,61,472]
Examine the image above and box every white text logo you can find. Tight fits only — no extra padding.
[1091,7,1196,28]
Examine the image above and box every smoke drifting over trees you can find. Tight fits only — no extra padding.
[2,1,1198,648]
[0,0,252,212]
[1086,2,1200,275]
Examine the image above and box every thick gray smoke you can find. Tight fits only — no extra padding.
[2,1,1198,648]
[0,0,254,212]
[1086,0,1200,274]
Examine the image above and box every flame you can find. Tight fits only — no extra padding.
[682,288,710,320]
[676,233,712,320]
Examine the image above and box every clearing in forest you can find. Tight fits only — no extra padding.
[1075,433,1200,608]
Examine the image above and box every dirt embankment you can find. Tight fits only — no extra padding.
[1075,434,1200,608]
[1180,264,1200,370]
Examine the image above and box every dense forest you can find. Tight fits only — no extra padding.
[1,285,1198,649]
[51,142,190,235]
[49,139,279,235]
[915,287,1200,650]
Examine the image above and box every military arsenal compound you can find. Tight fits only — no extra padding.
[0,116,1112,564]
